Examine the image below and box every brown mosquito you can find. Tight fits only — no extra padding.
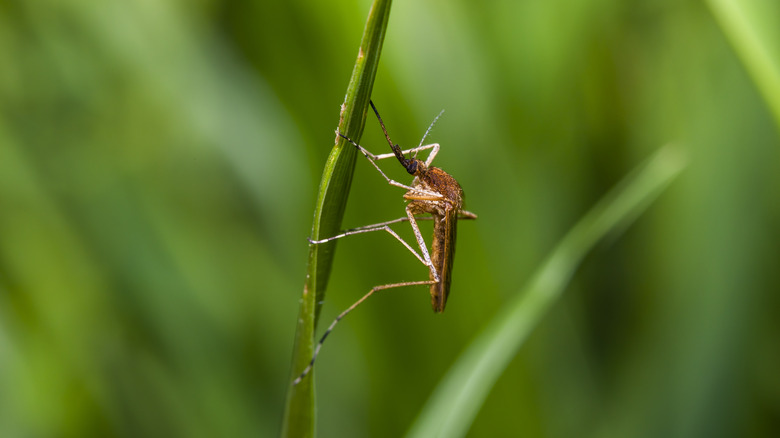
[293,100,476,385]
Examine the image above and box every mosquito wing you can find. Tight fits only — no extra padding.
[430,205,458,312]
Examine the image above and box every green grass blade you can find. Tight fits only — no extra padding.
[281,1,392,437]
[707,0,780,128]
[406,145,687,438]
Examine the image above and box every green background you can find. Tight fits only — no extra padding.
[1,0,778,437]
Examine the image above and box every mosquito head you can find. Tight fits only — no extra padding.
[388,143,423,175]
[370,100,426,176]
[404,156,422,175]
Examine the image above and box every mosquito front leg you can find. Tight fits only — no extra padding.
[336,130,443,198]
[336,130,418,192]
[422,143,440,167]
[372,143,440,167]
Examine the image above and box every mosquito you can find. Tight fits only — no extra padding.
[293,100,477,385]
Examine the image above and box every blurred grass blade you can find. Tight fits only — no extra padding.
[406,145,687,438]
[707,0,780,128]
[281,0,392,437]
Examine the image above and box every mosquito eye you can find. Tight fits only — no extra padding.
[406,160,417,175]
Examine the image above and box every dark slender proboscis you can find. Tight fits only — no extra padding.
[369,100,418,174]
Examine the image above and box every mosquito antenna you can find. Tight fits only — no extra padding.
[417,109,445,151]
[369,100,408,167]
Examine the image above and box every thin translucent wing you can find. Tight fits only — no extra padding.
[430,205,458,312]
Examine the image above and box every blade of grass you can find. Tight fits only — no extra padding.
[406,145,687,438]
[281,1,392,437]
[707,0,780,129]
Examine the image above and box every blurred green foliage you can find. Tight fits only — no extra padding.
[0,1,778,437]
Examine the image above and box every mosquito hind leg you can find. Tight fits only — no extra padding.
[292,278,435,386]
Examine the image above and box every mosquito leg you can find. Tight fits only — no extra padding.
[406,205,439,283]
[336,131,420,192]
[361,156,419,192]
[336,131,442,197]
[422,143,440,166]
[371,143,439,165]
[292,279,436,386]
[341,142,436,163]
[458,210,478,220]
[312,215,434,239]
[348,215,433,230]
[309,217,435,266]
[311,217,411,241]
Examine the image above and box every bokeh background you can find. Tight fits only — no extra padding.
[1,0,779,437]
